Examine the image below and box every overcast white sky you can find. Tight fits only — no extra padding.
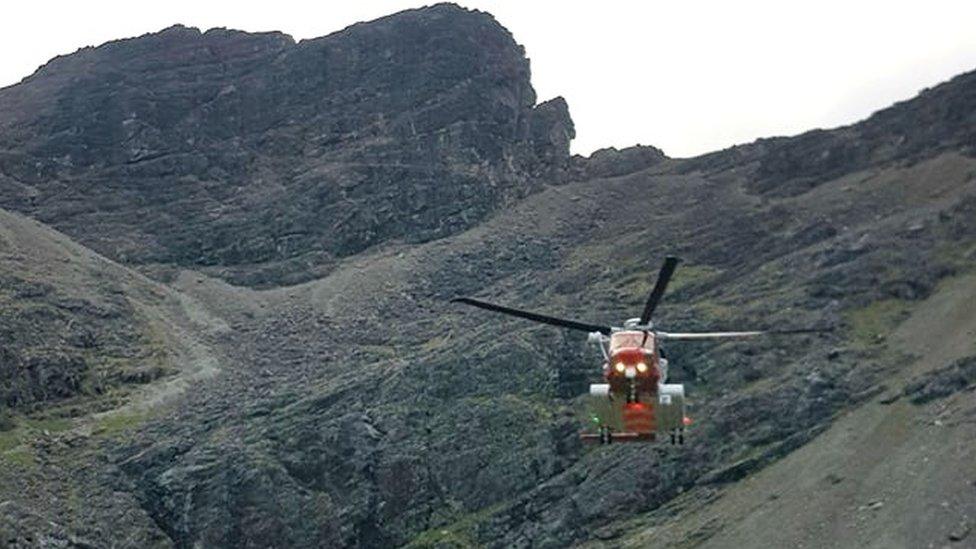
[2,1,976,157]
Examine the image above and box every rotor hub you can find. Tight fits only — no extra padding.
[623,318,652,329]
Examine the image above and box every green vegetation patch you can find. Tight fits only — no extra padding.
[933,240,976,273]
[0,429,21,453]
[846,299,912,347]
[1,446,35,468]
[0,408,14,431]
[95,408,151,436]
[422,333,453,353]
[615,263,719,296]
[0,416,39,470]
[667,263,722,294]
[406,502,507,549]
[24,416,73,433]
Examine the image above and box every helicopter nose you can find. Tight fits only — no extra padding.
[625,366,637,379]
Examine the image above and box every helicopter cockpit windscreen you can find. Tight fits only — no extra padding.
[609,331,655,352]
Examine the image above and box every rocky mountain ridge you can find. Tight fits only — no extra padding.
[0,5,575,287]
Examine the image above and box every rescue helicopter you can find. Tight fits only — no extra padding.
[452,257,827,445]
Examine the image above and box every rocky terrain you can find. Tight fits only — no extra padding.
[1,4,975,548]
[0,7,574,287]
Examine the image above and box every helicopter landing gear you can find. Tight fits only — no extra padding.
[669,428,685,445]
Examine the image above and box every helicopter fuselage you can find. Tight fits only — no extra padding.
[583,330,687,444]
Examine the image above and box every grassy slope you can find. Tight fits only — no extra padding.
[0,207,229,545]
[607,278,976,548]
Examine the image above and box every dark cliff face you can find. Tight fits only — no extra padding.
[0,4,574,286]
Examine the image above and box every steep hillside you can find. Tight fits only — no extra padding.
[1,4,975,548]
[0,207,229,546]
[601,274,976,548]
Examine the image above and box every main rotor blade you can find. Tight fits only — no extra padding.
[657,327,833,340]
[657,331,764,340]
[639,256,680,324]
[452,297,612,334]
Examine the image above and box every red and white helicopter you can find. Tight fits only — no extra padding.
[453,257,826,445]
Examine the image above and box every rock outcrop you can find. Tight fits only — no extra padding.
[0,5,574,286]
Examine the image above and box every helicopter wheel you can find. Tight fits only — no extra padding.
[669,431,676,445]
[678,429,685,445]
